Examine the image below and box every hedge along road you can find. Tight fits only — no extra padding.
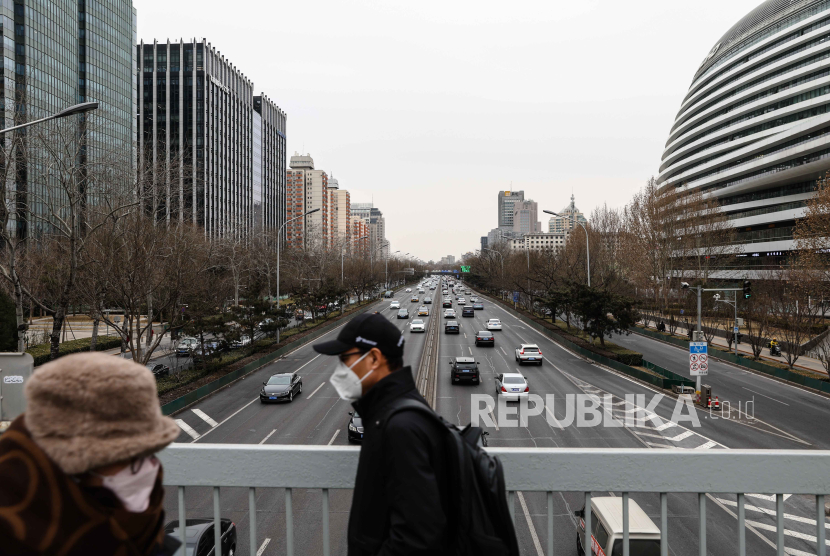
[162,285,434,556]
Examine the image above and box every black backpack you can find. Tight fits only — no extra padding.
[381,399,520,556]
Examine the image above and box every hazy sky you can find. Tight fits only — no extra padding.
[135,0,761,262]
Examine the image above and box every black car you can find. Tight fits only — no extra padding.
[473,303,484,310]
[164,518,236,556]
[442,300,452,308]
[449,356,480,384]
[348,410,364,443]
[260,372,303,403]
[424,297,432,304]
[397,308,410,319]
[145,363,170,378]
[461,307,475,317]
[475,330,495,347]
[444,320,460,334]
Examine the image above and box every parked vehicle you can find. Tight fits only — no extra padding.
[145,363,170,378]
[176,337,198,357]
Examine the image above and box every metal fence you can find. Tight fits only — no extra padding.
[161,444,830,556]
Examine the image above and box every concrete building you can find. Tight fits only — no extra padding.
[327,176,351,248]
[286,153,328,249]
[510,232,567,252]
[7,0,136,238]
[137,39,287,237]
[548,194,588,234]
[351,203,388,258]
[513,200,542,235]
[352,216,369,256]
[498,190,524,230]
[659,0,830,273]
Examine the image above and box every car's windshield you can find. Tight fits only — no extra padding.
[268,376,291,385]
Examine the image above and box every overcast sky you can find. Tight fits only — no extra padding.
[135,0,761,262]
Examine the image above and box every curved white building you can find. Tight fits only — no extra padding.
[659,0,830,271]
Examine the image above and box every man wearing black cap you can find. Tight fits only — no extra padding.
[314,313,451,555]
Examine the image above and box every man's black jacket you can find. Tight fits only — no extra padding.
[349,367,451,556]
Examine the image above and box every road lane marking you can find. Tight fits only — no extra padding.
[327,429,340,445]
[695,440,717,449]
[469,347,473,355]
[294,354,323,372]
[717,498,825,527]
[307,382,326,399]
[191,408,218,427]
[256,538,271,556]
[489,408,500,431]
[743,387,790,406]
[544,406,564,429]
[517,491,544,556]
[745,519,830,545]
[176,419,200,440]
[259,429,277,444]
[500,346,507,356]
[193,397,258,443]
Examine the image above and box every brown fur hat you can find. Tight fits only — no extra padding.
[24,352,180,475]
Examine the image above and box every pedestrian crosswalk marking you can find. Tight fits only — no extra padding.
[176,419,200,440]
[695,440,717,449]
[192,408,218,427]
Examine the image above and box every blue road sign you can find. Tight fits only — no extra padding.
[513,292,520,302]
[689,341,708,376]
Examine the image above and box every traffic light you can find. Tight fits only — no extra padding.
[742,280,752,299]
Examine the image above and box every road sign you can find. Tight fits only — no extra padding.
[461,265,471,273]
[733,326,739,334]
[689,341,708,376]
[680,309,684,315]
[513,292,520,302]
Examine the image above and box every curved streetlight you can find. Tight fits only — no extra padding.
[276,208,320,342]
[0,101,99,135]
[544,209,590,287]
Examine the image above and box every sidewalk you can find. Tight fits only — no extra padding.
[648,322,830,378]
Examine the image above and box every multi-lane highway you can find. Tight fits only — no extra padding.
[165,277,830,556]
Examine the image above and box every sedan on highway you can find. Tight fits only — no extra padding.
[145,363,170,378]
[424,296,432,304]
[260,372,303,403]
[390,300,401,309]
[418,306,430,316]
[496,373,529,401]
[457,298,466,305]
[486,318,503,330]
[444,320,460,334]
[474,331,495,347]
[164,518,236,556]
[450,356,480,384]
[442,299,452,308]
[411,296,420,303]
[397,308,410,319]
[443,308,457,319]
[348,411,364,443]
[515,344,543,365]
[473,303,484,310]
[462,307,475,317]
[410,319,426,332]
[406,288,412,292]
[470,296,479,303]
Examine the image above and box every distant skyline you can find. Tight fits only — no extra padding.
[135,0,762,261]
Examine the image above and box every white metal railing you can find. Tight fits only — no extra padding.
[161,444,830,556]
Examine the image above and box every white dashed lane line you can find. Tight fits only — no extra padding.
[306,381,326,399]
[176,419,200,440]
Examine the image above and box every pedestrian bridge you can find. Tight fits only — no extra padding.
[162,444,829,556]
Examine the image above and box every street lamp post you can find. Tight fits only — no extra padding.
[276,208,320,343]
[0,101,99,136]
[543,209,590,287]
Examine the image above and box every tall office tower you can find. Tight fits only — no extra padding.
[253,95,287,233]
[327,176,351,248]
[497,190,524,230]
[548,194,587,234]
[286,153,328,249]
[351,202,387,258]
[4,0,136,238]
[512,200,541,235]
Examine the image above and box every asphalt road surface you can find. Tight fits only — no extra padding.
[164,278,828,556]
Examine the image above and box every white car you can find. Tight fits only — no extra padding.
[457,298,466,305]
[444,308,457,319]
[406,288,412,293]
[390,301,401,309]
[486,319,502,330]
[496,373,528,401]
[515,344,543,365]
[409,319,426,333]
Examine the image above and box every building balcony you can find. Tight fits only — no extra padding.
[162,444,830,556]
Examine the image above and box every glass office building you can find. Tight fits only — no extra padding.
[137,39,286,238]
[659,0,830,273]
[1,0,136,238]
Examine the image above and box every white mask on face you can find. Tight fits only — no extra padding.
[98,456,160,513]
[330,351,373,402]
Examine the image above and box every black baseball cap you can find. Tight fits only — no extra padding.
[313,313,405,358]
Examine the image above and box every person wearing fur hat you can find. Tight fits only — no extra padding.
[0,352,182,556]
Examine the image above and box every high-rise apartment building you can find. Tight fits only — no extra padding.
[512,200,541,235]
[5,0,137,238]
[327,176,351,248]
[351,203,388,258]
[137,39,286,237]
[352,216,369,256]
[286,153,328,249]
[497,190,524,229]
[548,194,587,234]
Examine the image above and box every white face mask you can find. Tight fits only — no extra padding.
[330,351,373,402]
[98,456,160,513]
